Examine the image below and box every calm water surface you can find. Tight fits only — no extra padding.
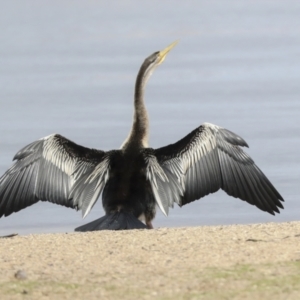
[0,1,299,234]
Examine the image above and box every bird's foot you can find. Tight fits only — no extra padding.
[146,221,153,229]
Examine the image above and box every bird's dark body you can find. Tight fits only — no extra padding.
[102,150,156,222]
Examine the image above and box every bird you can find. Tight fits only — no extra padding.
[0,41,284,232]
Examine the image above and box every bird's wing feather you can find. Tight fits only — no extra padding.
[0,134,110,218]
[153,123,284,215]
[143,149,184,216]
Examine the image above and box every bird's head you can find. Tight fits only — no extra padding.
[139,41,178,84]
[150,40,178,66]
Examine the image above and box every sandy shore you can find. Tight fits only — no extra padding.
[0,221,300,299]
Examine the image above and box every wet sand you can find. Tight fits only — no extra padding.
[0,221,300,299]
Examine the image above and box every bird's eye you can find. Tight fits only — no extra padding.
[150,52,159,62]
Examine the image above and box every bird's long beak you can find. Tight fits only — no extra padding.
[158,40,178,64]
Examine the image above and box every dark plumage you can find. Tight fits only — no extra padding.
[0,42,284,231]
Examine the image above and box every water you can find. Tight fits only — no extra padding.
[0,0,299,235]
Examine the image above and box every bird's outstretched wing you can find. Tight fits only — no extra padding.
[149,123,284,215]
[0,134,110,218]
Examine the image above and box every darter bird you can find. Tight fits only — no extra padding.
[0,41,284,231]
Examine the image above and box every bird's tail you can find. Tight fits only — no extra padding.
[74,211,147,232]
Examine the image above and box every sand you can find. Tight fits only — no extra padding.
[0,221,300,299]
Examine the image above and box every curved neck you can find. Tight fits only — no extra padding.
[122,65,151,150]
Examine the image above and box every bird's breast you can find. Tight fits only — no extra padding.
[100,150,156,219]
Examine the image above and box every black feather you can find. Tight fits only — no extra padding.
[74,212,147,231]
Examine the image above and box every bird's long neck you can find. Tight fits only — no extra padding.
[122,66,150,150]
